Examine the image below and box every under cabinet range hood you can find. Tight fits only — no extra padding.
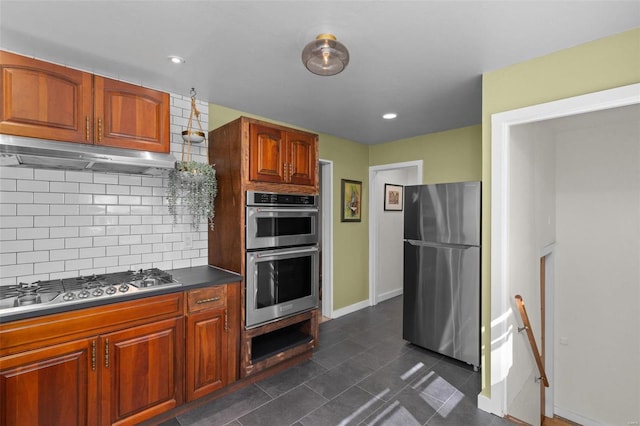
[0,135,177,175]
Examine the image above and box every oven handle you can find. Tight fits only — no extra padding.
[251,207,318,214]
[255,246,318,258]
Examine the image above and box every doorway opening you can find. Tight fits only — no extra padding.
[368,160,422,306]
[319,159,334,319]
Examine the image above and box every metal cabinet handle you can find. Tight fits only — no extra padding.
[97,118,103,142]
[91,340,96,371]
[196,296,220,304]
[86,116,90,141]
[224,310,228,332]
[289,163,292,179]
[104,338,109,368]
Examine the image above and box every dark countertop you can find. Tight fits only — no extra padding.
[0,265,242,324]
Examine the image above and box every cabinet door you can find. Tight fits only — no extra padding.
[286,131,317,186]
[0,338,97,426]
[249,123,286,183]
[186,308,228,401]
[93,76,170,153]
[100,317,182,426]
[0,50,93,143]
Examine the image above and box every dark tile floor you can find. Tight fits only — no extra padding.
[158,296,512,426]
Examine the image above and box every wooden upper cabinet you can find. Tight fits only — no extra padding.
[94,77,170,153]
[0,50,93,143]
[287,130,316,186]
[249,123,286,183]
[248,122,317,187]
[0,50,170,153]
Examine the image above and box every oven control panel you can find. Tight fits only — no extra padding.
[247,191,317,207]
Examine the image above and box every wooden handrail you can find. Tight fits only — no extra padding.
[514,295,549,387]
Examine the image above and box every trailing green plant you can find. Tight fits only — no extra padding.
[167,160,217,231]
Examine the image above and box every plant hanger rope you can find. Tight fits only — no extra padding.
[181,87,208,164]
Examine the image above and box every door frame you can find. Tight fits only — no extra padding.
[480,83,640,417]
[368,160,423,306]
[320,159,334,318]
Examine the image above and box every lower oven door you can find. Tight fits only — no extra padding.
[245,245,319,328]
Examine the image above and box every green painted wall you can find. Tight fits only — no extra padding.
[208,105,370,311]
[481,28,640,397]
[370,125,482,183]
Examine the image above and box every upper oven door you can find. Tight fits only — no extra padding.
[246,206,318,250]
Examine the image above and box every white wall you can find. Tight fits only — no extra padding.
[505,123,556,424]
[0,93,211,285]
[372,168,411,302]
[554,113,639,426]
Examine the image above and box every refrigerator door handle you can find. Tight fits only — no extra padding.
[405,239,479,249]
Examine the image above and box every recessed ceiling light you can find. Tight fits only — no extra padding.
[168,55,185,64]
[382,113,397,120]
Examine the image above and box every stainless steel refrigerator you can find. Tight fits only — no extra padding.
[403,181,481,369]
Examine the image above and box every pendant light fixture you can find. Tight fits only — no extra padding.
[301,33,349,76]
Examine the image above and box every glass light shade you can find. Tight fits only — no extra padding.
[302,34,349,76]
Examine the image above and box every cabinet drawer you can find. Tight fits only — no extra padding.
[187,286,226,313]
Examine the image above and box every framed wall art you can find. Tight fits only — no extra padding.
[341,179,362,222]
[384,183,403,211]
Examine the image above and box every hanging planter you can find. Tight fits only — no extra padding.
[167,88,217,231]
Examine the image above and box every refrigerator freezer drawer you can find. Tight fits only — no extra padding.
[402,241,480,367]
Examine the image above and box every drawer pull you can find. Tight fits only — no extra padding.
[104,338,109,369]
[196,296,220,304]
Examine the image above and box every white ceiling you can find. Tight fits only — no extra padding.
[1,1,638,144]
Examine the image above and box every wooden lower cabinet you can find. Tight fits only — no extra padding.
[0,338,97,426]
[185,307,227,401]
[100,317,183,426]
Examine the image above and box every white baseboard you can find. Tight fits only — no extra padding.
[331,299,370,319]
[554,406,605,426]
[376,288,402,303]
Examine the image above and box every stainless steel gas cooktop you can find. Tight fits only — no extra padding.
[0,268,182,317]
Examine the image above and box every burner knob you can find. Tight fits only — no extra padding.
[92,288,104,297]
[62,292,76,301]
[78,290,91,299]
[118,284,130,293]
[105,286,117,295]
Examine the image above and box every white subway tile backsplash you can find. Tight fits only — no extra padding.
[50,182,79,192]
[107,185,130,195]
[34,238,65,250]
[93,236,119,247]
[93,173,119,184]
[34,216,64,227]
[35,192,64,204]
[17,228,49,240]
[65,171,93,183]
[34,261,65,274]
[1,216,34,228]
[0,93,208,283]
[93,194,118,205]
[50,249,79,261]
[1,191,34,204]
[94,216,118,226]
[17,180,49,192]
[17,204,50,216]
[0,204,17,215]
[106,205,130,215]
[0,253,16,266]
[65,237,93,249]
[51,204,79,215]
[0,167,33,179]
[0,179,17,191]
[80,183,106,194]
[34,169,65,181]
[0,229,17,240]
[106,245,130,256]
[50,226,79,238]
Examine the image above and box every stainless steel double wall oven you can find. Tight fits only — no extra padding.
[245,191,319,328]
